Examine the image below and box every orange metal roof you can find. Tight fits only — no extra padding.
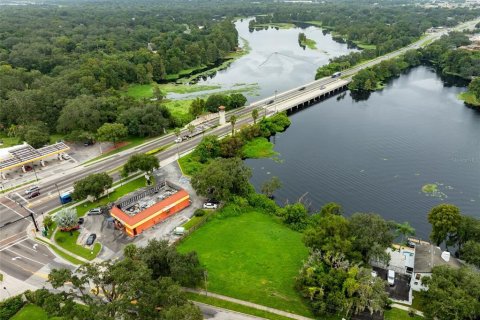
[111,189,189,228]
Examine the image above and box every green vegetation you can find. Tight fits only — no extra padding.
[126,83,221,99]
[421,183,438,194]
[384,308,423,320]
[178,152,209,176]
[11,304,63,320]
[353,41,376,50]
[54,231,101,260]
[252,22,295,29]
[242,137,277,158]
[298,33,317,49]
[182,210,215,230]
[178,210,312,317]
[185,292,295,320]
[83,136,151,165]
[459,91,480,107]
[0,133,19,148]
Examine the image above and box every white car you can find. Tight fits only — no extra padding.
[387,270,395,286]
[203,202,218,209]
[174,137,182,143]
[371,270,378,278]
[62,154,71,160]
[25,185,40,195]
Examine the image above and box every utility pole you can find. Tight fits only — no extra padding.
[203,270,208,297]
[18,203,40,232]
[31,162,39,182]
[54,183,63,206]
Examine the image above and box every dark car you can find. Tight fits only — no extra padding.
[298,86,306,91]
[78,218,84,225]
[267,100,274,105]
[86,233,96,246]
[28,191,40,199]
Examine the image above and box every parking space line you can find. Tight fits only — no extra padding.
[6,248,46,265]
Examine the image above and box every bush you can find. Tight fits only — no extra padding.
[194,209,206,217]
[247,193,279,215]
[0,295,25,320]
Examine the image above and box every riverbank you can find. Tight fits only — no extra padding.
[458,91,480,107]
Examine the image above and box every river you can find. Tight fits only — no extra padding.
[170,18,357,101]
[246,66,480,238]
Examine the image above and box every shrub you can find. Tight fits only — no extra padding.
[194,209,206,217]
[0,295,25,320]
[247,193,279,215]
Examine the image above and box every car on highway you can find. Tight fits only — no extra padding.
[86,233,97,246]
[87,208,102,215]
[174,137,182,143]
[320,85,326,89]
[266,100,274,105]
[25,185,40,195]
[27,190,40,199]
[298,86,306,91]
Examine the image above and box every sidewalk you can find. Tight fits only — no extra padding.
[184,288,314,320]
[391,303,424,317]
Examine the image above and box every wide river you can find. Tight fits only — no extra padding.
[192,19,479,238]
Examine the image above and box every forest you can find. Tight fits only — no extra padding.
[1,0,479,146]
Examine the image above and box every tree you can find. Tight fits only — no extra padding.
[279,202,309,231]
[219,135,244,158]
[428,204,461,247]
[205,94,230,113]
[187,124,195,135]
[118,104,171,137]
[422,266,480,320]
[319,202,343,216]
[194,135,220,163]
[252,108,259,124]
[122,153,159,178]
[189,98,205,117]
[460,240,480,268]
[48,258,202,320]
[72,172,113,201]
[469,78,480,100]
[19,123,50,148]
[229,115,237,135]
[349,213,394,263]
[152,86,164,102]
[174,128,181,139]
[43,215,53,230]
[304,213,353,256]
[396,221,415,244]
[454,215,480,251]
[134,239,204,287]
[53,208,78,231]
[96,123,127,146]
[229,93,247,109]
[191,157,252,201]
[260,176,282,198]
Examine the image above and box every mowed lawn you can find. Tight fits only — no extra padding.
[178,211,312,317]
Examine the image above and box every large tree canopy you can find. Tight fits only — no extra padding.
[72,172,113,201]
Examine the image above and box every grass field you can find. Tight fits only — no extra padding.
[178,153,208,176]
[384,308,423,320]
[54,230,101,260]
[163,99,194,124]
[242,137,277,158]
[11,304,64,320]
[126,83,221,99]
[83,136,150,165]
[177,210,312,317]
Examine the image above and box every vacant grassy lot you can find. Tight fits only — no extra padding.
[178,152,208,176]
[178,210,312,317]
[242,137,277,159]
[384,308,423,320]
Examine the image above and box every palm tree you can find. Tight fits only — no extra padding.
[187,124,195,135]
[229,115,237,135]
[396,222,415,244]
[174,128,181,138]
[252,109,259,124]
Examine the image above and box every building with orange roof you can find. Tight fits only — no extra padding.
[110,181,190,237]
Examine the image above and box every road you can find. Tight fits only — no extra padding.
[0,16,478,295]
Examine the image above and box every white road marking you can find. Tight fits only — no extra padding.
[16,242,38,253]
[15,192,29,204]
[0,202,25,218]
[6,248,46,265]
[11,256,21,261]
[0,236,29,252]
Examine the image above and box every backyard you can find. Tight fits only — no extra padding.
[177,209,312,317]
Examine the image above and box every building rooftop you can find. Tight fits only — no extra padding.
[111,183,189,228]
[414,242,463,273]
[0,142,69,171]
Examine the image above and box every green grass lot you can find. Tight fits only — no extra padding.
[163,99,194,124]
[353,40,377,50]
[304,20,323,27]
[242,137,277,159]
[458,91,480,107]
[178,210,312,317]
[54,230,101,260]
[11,304,64,320]
[165,66,208,81]
[384,308,423,320]
[0,134,18,148]
[185,292,295,320]
[182,210,215,230]
[83,136,150,165]
[36,237,84,265]
[126,83,221,99]
[178,153,208,176]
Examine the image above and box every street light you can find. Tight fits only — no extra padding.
[31,162,39,182]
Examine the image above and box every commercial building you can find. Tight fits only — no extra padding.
[110,181,190,237]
